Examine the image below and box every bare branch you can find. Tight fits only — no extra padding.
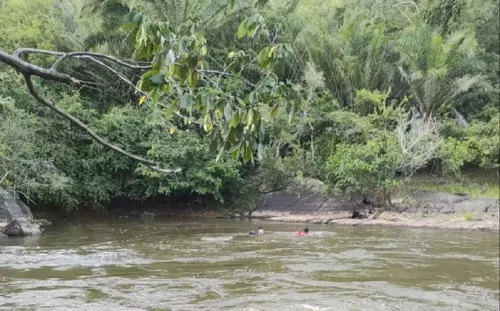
[2,48,175,171]
[11,48,255,88]
[52,51,152,71]
[12,48,151,70]
[396,109,442,176]
[393,4,413,25]
[81,56,147,95]
[13,48,64,58]
[1,50,79,85]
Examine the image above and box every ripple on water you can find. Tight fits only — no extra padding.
[200,236,233,242]
[0,245,152,270]
[0,221,498,311]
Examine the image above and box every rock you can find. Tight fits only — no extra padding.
[413,191,472,205]
[403,206,418,213]
[1,219,41,237]
[413,191,499,215]
[0,189,33,222]
[32,219,52,226]
[254,180,500,224]
[440,205,455,214]
[256,178,369,215]
[1,188,46,237]
[352,210,367,219]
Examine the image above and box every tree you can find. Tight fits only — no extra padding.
[397,24,488,119]
[1,0,498,210]
[0,0,299,172]
[0,96,70,201]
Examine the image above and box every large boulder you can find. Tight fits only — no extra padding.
[412,190,499,215]
[253,180,499,220]
[0,188,33,222]
[0,189,45,237]
[1,219,41,236]
[255,178,370,215]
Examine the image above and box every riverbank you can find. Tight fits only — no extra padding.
[2,178,499,234]
[251,178,499,231]
[251,210,499,231]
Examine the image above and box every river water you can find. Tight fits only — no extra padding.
[0,218,498,310]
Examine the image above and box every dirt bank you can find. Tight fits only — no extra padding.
[252,178,499,231]
[252,210,499,231]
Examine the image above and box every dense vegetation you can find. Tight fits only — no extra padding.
[0,0,498,212]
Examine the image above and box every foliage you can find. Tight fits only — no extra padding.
[327,136,402,205]
[464,212,476,221]
[0,96,71,202]
[397,24,486,118]
[440,112,500,173]
[325,89,445,204]
[397,170,499,199]
[0,0,498,211]
[0,0,71,53]
[139,130,242,202]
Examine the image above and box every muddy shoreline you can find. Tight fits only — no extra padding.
[250,210,499,231]
[249,179,499,232]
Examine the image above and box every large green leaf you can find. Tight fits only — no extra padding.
[271,105,280,117]
[237,19,248,39]
[224,103,232,121]
[180,93,192,110]
[150,73,165,85]
[187,71,198,89]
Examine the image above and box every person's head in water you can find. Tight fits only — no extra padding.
[297,227,309,236]
[257,227,264,235]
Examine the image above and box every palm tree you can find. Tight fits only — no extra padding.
[293,6,397,108]
[82,0,254,59]
[397,24,487,119]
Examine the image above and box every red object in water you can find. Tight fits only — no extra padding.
[297,231,308,236]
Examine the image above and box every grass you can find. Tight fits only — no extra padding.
[395,169,499,199]
[463,212,476,221]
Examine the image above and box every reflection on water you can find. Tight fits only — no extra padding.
[0,217,498,310]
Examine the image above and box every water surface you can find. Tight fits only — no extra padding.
[0,218,498,310]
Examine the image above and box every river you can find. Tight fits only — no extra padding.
[0,217,498,310]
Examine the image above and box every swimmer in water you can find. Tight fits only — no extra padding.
[249,227,264,235]
[297,227,309,236]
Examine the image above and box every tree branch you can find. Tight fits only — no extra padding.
[13,48,151,70]
[0,47,180,174]
[80,55,147,95]
[0,50,79,85]
[0,47,267,174]
[21,74,180,173]
[13,48,64,58]
[52,51,152,71]
[21,74,180,172]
